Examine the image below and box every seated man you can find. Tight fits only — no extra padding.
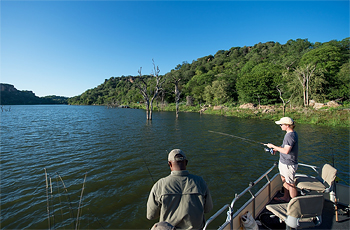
[147,149,213,229]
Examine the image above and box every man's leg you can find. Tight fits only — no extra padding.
[285,182,298,198]
[282,164,298,199]
[280,176,291,201]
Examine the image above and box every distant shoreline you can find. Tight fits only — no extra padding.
[2,103,348,128]
[129,102,350,128]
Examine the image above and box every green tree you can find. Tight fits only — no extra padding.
[237,63,282,104]
[185,73,215,103]
[300,44,344,100]
[211,80,229,105]
[331,62,350,100]
[281,38,313,70]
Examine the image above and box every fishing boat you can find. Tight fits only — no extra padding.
[203,162,350,230]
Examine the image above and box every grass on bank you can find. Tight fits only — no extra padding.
[129,102,350,128]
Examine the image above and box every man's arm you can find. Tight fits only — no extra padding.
[146,187,160,220]
[204,188,213,213]
[265,143,292,154]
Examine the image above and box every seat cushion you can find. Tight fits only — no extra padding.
[266,203,288,221]
[321,164,337,187]
[287,195,324,218]
[295,176,326,192]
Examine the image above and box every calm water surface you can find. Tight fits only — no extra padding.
[1,105,349,229]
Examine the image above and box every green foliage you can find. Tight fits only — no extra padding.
[204,80,229,105]
[185,73,215,102]
[0,84,68,105]
[300,44,346,100]
[331,62,350,100]
[68,76,139,105]
[237,63,282,104]
[42,95,68,104]
[67,38,349,106]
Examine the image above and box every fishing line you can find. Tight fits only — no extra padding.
[87,208,105,229]
[208,130,265,145]
[208,130,274,154]
[141,155,155,183]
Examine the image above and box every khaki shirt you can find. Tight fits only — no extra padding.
[147,170,213,229]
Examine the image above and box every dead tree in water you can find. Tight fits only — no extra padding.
[169,70,181,118]
[174,79,181,118]
[132,60,166,120]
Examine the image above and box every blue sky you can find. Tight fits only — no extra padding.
[1,1,349,97]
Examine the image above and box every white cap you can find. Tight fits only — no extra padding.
[275,117,294,125]
[168,149,187,162]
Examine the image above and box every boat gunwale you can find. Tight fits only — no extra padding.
[204,162,281,230]
[204,162,350,230]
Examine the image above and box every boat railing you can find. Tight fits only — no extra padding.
[297,162,350,183]
[297,162,350,198]
[298,163,319,173]
[203,162,278,230]
[297,163,350,176]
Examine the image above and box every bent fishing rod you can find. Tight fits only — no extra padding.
[208,130,274,154]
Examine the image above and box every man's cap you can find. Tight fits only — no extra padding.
[151,222,176,230]
[275,117,294,125]
[168,149,187,162]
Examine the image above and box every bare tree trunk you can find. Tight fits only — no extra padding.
[306,70,310,106]
[303,85,307,106]
[149,98,155,120]
[175,80,181,119]
[132,61,166,120]
[294,64,316,107]
[175,103,179,118]
[277,85,294,117]
[149,103,152,120]
[148,60,163,120]
[145,100,150,120]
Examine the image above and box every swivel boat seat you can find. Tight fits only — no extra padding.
[295,163,337,197]
[266,194,324,229]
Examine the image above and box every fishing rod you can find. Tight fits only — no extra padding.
[141,148,180,184]
[141,154,155,183]
[208,130,274,154]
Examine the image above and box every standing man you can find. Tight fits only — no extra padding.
[265,117,298,202]
[147,149,213,229]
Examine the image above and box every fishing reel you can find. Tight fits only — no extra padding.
[264,148,274,155]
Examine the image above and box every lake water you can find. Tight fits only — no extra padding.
[1,105,349,229]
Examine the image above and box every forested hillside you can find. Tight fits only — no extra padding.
[0,84,68,105]
[68,38,349,106]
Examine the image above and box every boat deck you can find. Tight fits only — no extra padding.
[203,163,349,230]
[257,193,350,229]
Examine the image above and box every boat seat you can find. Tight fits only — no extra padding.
[266,195,324,229]
[295,164,337,193]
